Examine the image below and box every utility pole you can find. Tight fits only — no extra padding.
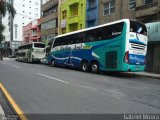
[10,0,14,52]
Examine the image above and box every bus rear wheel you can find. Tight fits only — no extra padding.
[91,62,99,74]
[81,61,89,72]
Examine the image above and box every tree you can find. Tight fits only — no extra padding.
[0,0,16,43]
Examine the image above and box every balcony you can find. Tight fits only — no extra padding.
[135,2,159,18]
[41,13,58,24]
[42,0,58,12]
[68,15,79,25]
[68,0,79,5]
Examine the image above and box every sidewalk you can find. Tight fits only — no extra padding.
[0,104,6,119]
[125,72,160,79]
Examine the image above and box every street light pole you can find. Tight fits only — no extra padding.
[10,0,14,53]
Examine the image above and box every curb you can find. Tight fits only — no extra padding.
[124,72,160,79]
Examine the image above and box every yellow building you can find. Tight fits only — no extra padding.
[59,0,86,34]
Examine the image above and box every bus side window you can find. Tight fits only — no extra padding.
[77,32,85,43]
[85,30,95,42]
[70,34,76,44]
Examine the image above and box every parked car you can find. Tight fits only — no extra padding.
[9,55,16,58]
[40,57,48,64]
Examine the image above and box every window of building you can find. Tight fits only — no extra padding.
[35,8,38,12]
[35,2,38,6]
[35,13,38,17]
[145,0,153,5]
[70,3,78,17]
[62,28,66,34]
[88,0,95,9]
[43,7,57,17]
[62,10,67,19]
[41,19,57,30]
[69,23,78,32]
[103,0,115,16]
[129,0,136,10]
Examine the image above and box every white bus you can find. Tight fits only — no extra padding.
[16,42,45,63]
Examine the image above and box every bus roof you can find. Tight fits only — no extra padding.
[55,19,131,39]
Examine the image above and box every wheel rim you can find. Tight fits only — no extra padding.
[92,64,98,72]
[91,63,99,73]
[83,64,87,71]
[82,62,88,71]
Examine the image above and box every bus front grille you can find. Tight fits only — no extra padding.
[131,43,145,50]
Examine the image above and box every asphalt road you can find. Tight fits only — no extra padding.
[0,59,160,114]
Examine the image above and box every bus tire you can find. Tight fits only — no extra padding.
[81,61,89,72]
[91,61,99,74]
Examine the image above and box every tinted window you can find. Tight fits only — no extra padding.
[77,32,85,43]
[34,43,45,48]
[69,34,77,44]
[96,22,124,40]
[85,30,96,42]
[53,22,124,47]
[130,20,147,35]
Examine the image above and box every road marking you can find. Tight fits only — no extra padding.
[80,85,97,91]
[37,73,69,84]
[12,66,21,69]
[0,82,27,120]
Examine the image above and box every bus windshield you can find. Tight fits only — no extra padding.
[34,43,45,48]
[130,20,147,36]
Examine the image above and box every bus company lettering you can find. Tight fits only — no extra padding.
[112,32,121,36]
[129,54,145,63]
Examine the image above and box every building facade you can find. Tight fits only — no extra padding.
[86,0,99,28]
[146,22,160,73]
[135,0,160,73]
[60,0,86,34]
[99,0,136,24]
[40,0,58,45]
[2,0,41,50]
[136,0,160,23]
[23,19,41,44]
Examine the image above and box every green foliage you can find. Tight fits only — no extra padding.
[0,0,16,43]
[0,1,16,17]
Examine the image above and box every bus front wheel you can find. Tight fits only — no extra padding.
[81,61,89,72]
[91,62,99,74]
